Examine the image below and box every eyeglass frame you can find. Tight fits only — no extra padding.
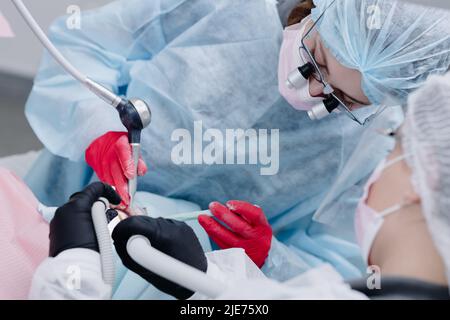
[298,1,387,126]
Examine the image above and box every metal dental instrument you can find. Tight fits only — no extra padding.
[12,0,151,208]
[167,209,213,221]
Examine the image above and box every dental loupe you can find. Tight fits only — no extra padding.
[287,63,340,121]
[286,62,315,90]
[11,0,151,207]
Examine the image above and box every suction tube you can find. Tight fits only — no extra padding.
[11,0,122,107]
[127,236,225,298]
[91,198,115,289]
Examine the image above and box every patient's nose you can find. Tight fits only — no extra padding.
[309,78,325,97]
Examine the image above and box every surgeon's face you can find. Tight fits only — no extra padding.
[302,20,371,109]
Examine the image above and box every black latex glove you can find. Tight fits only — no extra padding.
[112,216,207,300]
[49,182,121,257]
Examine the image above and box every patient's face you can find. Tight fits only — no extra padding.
[302,20,371,109]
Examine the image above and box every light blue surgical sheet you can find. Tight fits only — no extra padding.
[24,0,404,298]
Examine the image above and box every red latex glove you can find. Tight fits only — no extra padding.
[85,131,148,208]
[198,200,272,268]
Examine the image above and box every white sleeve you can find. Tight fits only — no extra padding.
[216,264,369,300]
[189,248,267,300]
[28,249,111,300]
[189,249,367,300]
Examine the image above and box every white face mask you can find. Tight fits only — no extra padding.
[354,154,412,264]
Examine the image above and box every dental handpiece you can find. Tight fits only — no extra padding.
[119,99,152,209]
[12,0,152,209]
[128,143,140,208]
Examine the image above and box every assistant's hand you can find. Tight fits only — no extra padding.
[85,131,148,207]
[49,182,121,257]
[112,216,207,300]
[198,200,272,268]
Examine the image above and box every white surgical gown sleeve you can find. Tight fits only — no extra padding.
[261,236,363,282]
[216,264,369,300]
[28,249,111,300]
[25,0,203,161]
[189,249,367,300]
[189,248,267,300]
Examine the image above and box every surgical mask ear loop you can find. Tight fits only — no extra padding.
[378,202,407,218]
[378,197,420,220]
[384,153,411,168]
[376,153,415,218]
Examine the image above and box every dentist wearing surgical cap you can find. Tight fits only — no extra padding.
[24,0,450,299]
[31,72,450,300]
[112,73,450,300]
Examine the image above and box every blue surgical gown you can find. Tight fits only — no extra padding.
[24,0,404,298]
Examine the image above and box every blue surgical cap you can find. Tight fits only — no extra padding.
[311,0,450,105]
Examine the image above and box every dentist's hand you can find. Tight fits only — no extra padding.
[49,182,121,257]
[112,216,207,300]
[198,201,272,268]
[85,131,148,208]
